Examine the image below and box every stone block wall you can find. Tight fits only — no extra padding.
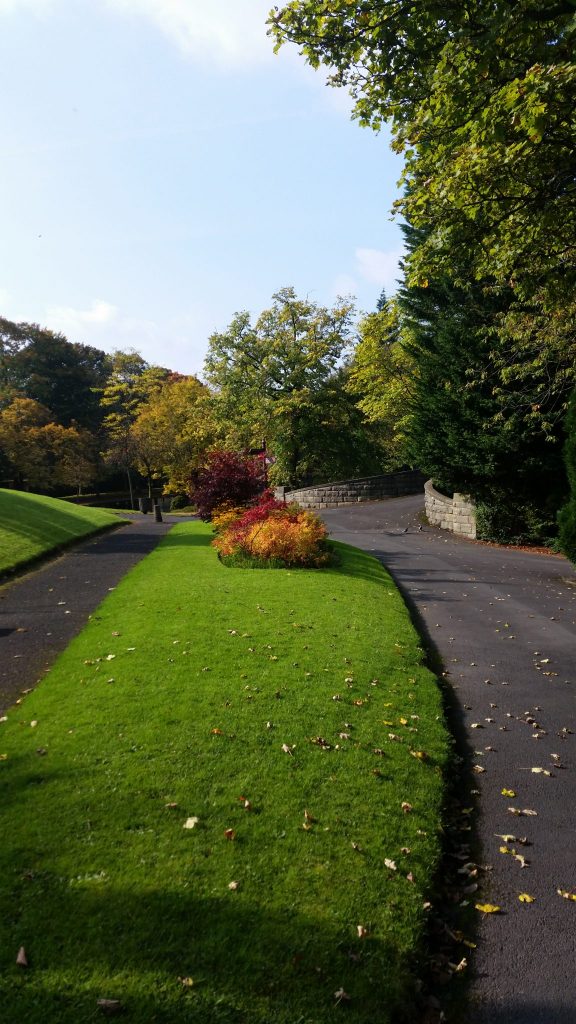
[424,479,476,539]
[276,470,425,509]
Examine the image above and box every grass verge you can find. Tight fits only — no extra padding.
[0,521,450,1023]
[0,489,126,577]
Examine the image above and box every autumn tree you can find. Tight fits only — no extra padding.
[204,287,356,487]
[130,375,218,496]
[346,297,415,468]
[98,350,172,503]
[5,320,110,430]
[0,397,97,492]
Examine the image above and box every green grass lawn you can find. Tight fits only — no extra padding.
[0,489,126,576]
[0,522,450,1023]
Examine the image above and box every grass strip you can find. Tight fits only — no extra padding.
[0,521,450,1023]
[0,489,126,577]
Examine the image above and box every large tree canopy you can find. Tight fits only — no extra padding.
[1,318,110,430]
[204,287,357,486]
[270,2,576,346]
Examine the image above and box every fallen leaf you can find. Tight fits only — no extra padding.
[473,765,486,774]
[179,976,194,988]
[281,744,294,755]
[518,893,535,903]
[183,817,199,829]
[304,809,315,822]
[16,946,28,967]
[334,987,351,1004]
[357,925,368,938]
[501,789,516,797]
[401,802,413,813]
[96,999,124,1015]
[228,881,239,891]
[384,858,397,871]
[410,750,428,761]
[475,903,501,914]
[211,728,223,736]
[224,828,236,841]
[557,889,576,901]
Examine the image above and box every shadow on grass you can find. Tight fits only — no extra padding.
[0,492,112,547]
[1,878,412,1024]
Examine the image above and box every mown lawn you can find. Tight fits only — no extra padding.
[0,489,125,576]
[0,521,450,1023]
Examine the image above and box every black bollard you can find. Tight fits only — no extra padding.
[153,502,163,522]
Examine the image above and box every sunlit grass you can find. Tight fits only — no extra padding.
[0,489,125,576]
[0,521,450,1022]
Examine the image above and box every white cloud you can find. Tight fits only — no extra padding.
[46,299,118,334]
[106,0,276,67]
[355,247,404,293]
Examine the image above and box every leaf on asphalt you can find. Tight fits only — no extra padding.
[183,817,199,829]
[557,889,576,901]
[501,789,516,797]
[473,765,486,773]
[529,767,552,775]
[470,723,483,729]
[508,807,538,816]
[518,893,535,903]
[475,903,501,914]
[514,853,529,868]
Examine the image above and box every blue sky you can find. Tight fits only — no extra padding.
[0,0,404,376]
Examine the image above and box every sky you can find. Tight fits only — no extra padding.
[0,0,404,377]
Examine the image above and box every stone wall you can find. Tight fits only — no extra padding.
[276,470,425,509]
[424,479,476,539]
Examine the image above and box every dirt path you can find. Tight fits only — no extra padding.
[0,515,175,714]
[322,496,576,1024]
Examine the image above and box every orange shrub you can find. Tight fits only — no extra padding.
[211,503,245,533]
[212,503,330,567]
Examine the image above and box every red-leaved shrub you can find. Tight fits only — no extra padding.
[189,451,265,520]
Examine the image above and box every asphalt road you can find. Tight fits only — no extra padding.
[321,495,576,1024]
[0,515,174,714]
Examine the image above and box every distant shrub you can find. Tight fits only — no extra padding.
[189,451,265,521]
[475,497,556,546]
[213,492,330,568]
[170,493,190,510]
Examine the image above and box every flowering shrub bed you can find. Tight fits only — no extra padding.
[212,491,331,568]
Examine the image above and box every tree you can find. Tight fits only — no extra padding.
[0,397,97,492]
[397,222,568,536]
[269,2,576,377]
[347,298,415,468]
[98,351,172,503]
[204,287,355,487]
[130,376,217,496]
[6,321,111,430]
[558,389,576,563]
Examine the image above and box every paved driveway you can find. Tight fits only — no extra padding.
[322,495,576,1024]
